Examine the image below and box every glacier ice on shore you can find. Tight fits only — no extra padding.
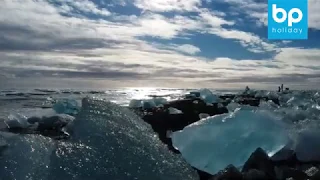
[168,107,183,114]
[0,98,199,180]
[196,88,220,104]
[53,99,80,115]
[5,114,30,129]
[129,97,168,109]
[172,108,289,175]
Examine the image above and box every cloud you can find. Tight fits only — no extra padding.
[0,0,319,88]
[198,9,234,27]
[53,0,111,16]
[275,48,320,66]
[196,8,277,53]
[309,0,320,29]
[174,44,201,55]
[133,0,201,12]
[221,0,320,30]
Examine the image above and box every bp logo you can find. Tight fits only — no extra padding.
[268,0,308,40]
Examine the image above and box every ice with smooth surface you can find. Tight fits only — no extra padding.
[142,99,157,109]
[172,108,289,175]
[129,99,143,108]
[53,99,80,115]
[198,88,220,104]
[199,113,210,119]
[152,97,168,106]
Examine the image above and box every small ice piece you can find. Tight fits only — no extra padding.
[199,113,210,119]
[185,94,196,99]
[5,114,30,129]
[190,91,200,97]
[168,107,183,114]
[227,102,242,112]
[259,101,279,110]
[266,91,279,100]
[166,130,173,138]
[152,97,168,106]
[199,88,219,104]
[172,108,288,175]
[217,103,224,108]
[130,98,166,109]
[254,90,266,98]
[46,97,54,102]
[37,114,75,131]
[129,99,143,108]
[53,99,80,115]
[142,100,156,109]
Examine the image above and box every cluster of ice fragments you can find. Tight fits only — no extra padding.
[171,89,320,175]
[129,88,220,110]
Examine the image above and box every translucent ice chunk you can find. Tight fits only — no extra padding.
[190,91,200,97]
[172,108,289,175]
[5,114,30,129]
[142,100,156,109]
[49,98,198,180]
[129,99,143,108]
[266,91,279,100]
[53,99,80,115]
[198,88,219,104]
[129,98,166,109]
[152,97,168,106]
[227,102,242,112]
[168,107,183,114]
[199,113,210,119]
[37,114,75,131]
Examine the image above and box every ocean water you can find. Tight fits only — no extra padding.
[1,87,320,179]
[0,88,239,121]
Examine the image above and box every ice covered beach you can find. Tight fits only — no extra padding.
[1,88,320,180]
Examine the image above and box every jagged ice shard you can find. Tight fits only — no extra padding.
[172,108,289,175]
[49,98,199,180]
[0,98,198,180]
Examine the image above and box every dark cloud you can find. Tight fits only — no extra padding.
[206,73,320,83]
[0,67,146,79]
[0,22,111,51]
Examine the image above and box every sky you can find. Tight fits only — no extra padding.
[0,0,320,90]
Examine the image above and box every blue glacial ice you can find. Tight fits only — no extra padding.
[53,99,80,115]
[172,108,289,175]
[186,89,220,103]
[198,88,220,104]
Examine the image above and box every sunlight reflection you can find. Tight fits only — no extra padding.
[124,87,186,102]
